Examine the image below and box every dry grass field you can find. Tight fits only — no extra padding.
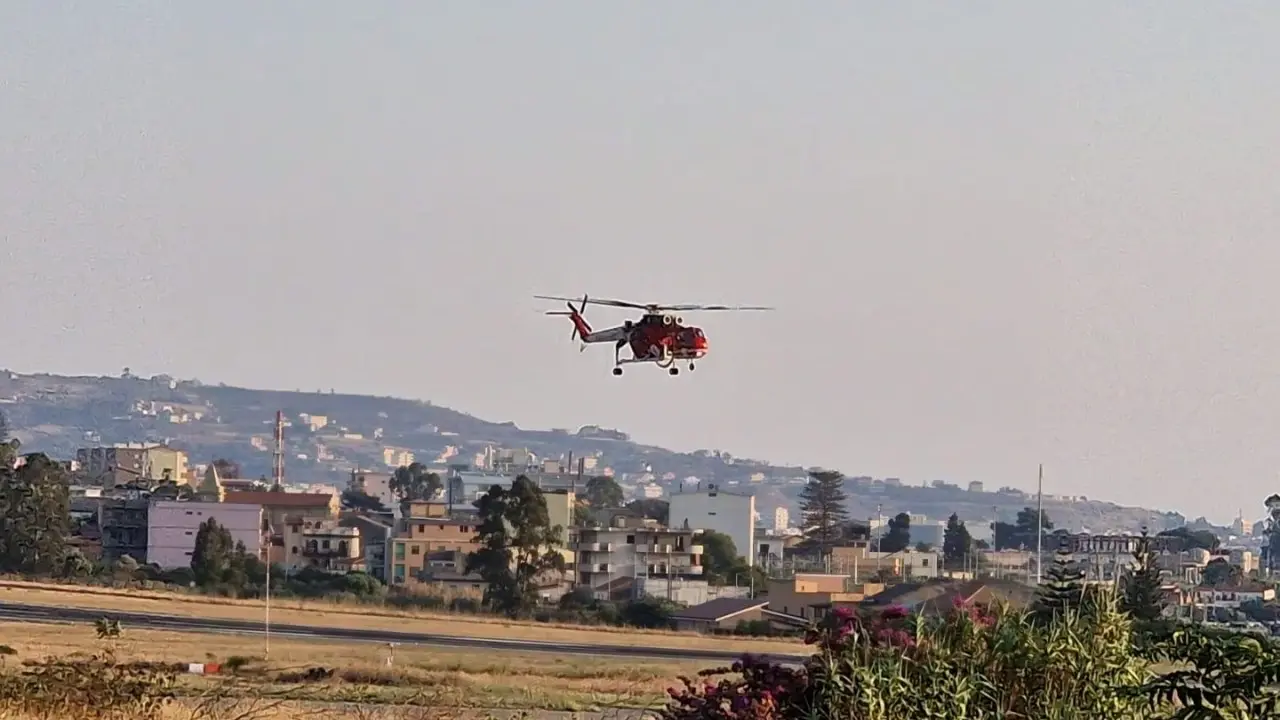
[0,580,802,655]
[1,620,699,715]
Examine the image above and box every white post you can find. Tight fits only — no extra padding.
[264,527,272,658]
[1035,464,1044,585]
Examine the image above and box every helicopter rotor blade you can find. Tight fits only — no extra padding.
[534,294,652,311]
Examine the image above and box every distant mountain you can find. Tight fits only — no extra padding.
[0,369,1185,533]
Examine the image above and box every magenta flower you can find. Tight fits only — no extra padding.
[881,604,910,620]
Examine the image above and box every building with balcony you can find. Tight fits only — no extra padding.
[668,485,756,566]
[283,520,363,573]
[99,494,150,564]
[574,522,705,601]
[387,500,480,585]
[147,500,263,570]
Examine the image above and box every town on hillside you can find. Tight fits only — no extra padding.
[3,402,1279,637]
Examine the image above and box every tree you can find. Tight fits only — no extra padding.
[583,476,624,509]
[799,470,848,554]
[0,452,71,576]
[625,499,669,525]
[211,458,241,479]
[190,518,235,588]
[1121,529,1166,623]
[1034,549,1085,621]
[465,476,566,617]
[879,512,911,553]
[701,531,752,586]
[341,489,389,513]
[942,512,973,569]
[390,462,442,503]
[1203,557,1243,587]
[1158,526,1220,553]
[993,507,1054,550]
[0,412,13,468]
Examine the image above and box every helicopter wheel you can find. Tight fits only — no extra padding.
[612,367,623,376]
[688,362,695,371]
[669,367,679,376]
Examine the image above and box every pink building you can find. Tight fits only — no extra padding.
[147,500,264,570]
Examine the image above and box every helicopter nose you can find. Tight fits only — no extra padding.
[694,335,708,352]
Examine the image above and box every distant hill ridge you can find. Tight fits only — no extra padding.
[0,369,1185,533]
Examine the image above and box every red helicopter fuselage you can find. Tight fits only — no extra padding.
[627,315,709,361]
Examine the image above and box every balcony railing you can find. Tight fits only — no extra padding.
[578,542,614,552]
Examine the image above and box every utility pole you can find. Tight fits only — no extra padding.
[1035,463,1044,585]
[264,522,272,658]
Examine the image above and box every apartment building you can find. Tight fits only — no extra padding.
[75,443,192,488]
[574,521,705,601]
[387,500,480,585]
[350,469,396,509]
[668,485,756,566]
[341,513,393,581]
[282,520,363,573]
[147,500,263,569]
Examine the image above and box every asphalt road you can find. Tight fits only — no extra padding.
[0,601,808,664]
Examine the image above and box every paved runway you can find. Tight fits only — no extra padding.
[0,601,808,664]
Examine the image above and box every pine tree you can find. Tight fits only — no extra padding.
[942,512,973,569]
[799,470,848,554]
[879,512,912,553]
[1034,549,1086,621]
[466,475,566,616]
[0,452,71,575]
[1121,529,1165,623]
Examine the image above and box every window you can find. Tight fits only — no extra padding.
[461,525,471,533]
[322,540,331,550]
[411,545,421,555]
[394,543,405,560]
[921,558,930,567]
[291,546,298,555]
[185,511,193,516]
[184,531,193,536]
[393,565,405,583]
[626,535,635,544]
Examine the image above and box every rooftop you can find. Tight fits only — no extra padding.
[224,490,334,508]
[670,597,769,622]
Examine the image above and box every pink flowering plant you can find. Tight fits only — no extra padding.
[660,592,1153,720]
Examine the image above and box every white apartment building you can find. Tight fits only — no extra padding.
[669,485,756,566]
[574,522,705,601]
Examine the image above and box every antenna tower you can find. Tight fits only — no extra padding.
[272,410,285,490]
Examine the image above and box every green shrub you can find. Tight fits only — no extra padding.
[662,590,1280,720]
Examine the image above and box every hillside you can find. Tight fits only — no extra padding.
[0,369,1185,533]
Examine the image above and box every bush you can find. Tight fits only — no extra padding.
[0,652,178,719]
[662,591,1280,719]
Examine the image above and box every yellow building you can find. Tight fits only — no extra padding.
[388,501,481,585]
[146,446,189,484]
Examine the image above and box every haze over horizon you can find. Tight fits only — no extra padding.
[5,2,1280,524]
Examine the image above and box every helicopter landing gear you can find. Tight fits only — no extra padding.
[688,362,696,372]
[669,367,679,376]
[612,367,623,376]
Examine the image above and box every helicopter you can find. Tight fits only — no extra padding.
[535,294,773,375]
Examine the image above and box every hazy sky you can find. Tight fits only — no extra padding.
[4,2,1280,523]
